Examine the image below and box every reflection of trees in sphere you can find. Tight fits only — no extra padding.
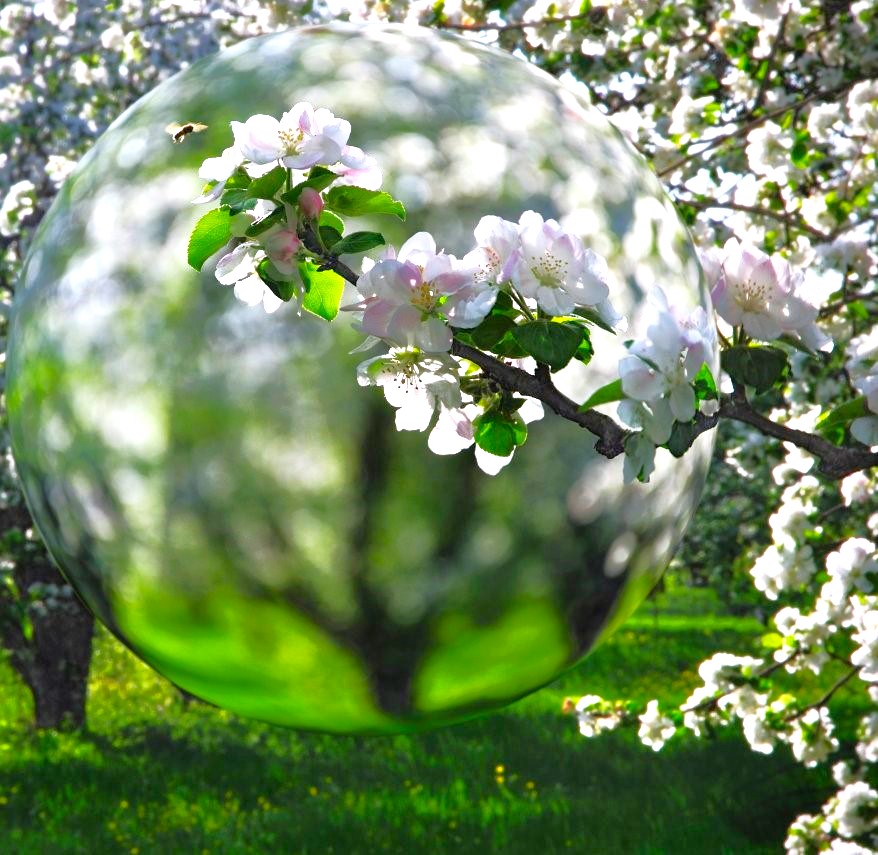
[7,23,714,734]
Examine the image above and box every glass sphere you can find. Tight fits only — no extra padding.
[7,23,715,733]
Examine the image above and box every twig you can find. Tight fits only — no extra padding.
[450,340,628,458]
[436,12,596,32]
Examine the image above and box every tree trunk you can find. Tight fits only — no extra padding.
[0,503,95,731]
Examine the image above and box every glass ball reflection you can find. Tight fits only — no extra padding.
[7,24,715,733]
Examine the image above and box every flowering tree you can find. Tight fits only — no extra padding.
[2,0,878,849]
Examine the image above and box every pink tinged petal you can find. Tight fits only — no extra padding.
[368,260,420,302]
[596,297,627,332]
[387,304,424,345]
[231,116,282,164]
[777,293,818,329]
[742,310,783,341]
[432,268,475,295]
[421,253,454,282]
[568,271,609,307]
[474,215,519,261]
[711,277,744,326]
[233,274,266,307]
[648,313,685,364]
[415,316,453,353]
[536,285,574,317]
[796,322,833,353]
[198,146,243,182]
[282,135,342,170]
[399,232,438,264]
[298,188,324,218]
[335,153,383,190]
[284,102,314,134]
[475,445,514,476]
[499,249,524,285]
[360,299,396,338]
[339,144,370,169]
[770,255,794,293]
[428,408,475,455]
[215,244,256,285]
[315,112,351,148]
[669,382,696,422]
[749,258,782,296]
[619,355,664,402]
[446,287,498,329]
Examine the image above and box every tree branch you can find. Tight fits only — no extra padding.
[450,340,628,457]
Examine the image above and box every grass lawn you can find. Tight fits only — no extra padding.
[0,587,854,854]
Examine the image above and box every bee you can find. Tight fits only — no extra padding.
[164,121,208,143]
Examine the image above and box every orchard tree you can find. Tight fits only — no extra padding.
[1,1,877,851]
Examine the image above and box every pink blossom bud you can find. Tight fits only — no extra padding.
[299,188,324,219]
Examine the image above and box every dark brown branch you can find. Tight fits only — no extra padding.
[678,197,830,241]
[656,77,872,178]
[685,395,878,480]
[450,340,628,458]
[315,243,878,479]
[437,12,596,32]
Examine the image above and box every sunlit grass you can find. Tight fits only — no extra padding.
[0,587,845,854]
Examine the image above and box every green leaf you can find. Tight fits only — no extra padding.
[319,226,343,249]
[323,186,406,220]
[790,136,809,169]
[225,170,251,190]
[510,319,584,370]
[472,412,527,457]
[298,261,346,321]
[666,420,701,458]
[470,314,516,350]
[761,632,784,650]
[319,209,345,234]
[248,166,287,200]
[491,332,529,359]
[256,259,297,302]
[280,167,338,205]
[573,306,617,334]
[579,378,625,412]
[570,323,593,365]
[491,291,518,318]
[721,345,789,393]
[330,231,386,255]
[187,208,231,271]
[816,396,868,433]
[244,206,287,238]
[693,362,718,401]
[220,187,258,215]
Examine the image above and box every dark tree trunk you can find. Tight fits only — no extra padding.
[0,503,94,731]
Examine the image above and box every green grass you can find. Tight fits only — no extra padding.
[0,587,848,854]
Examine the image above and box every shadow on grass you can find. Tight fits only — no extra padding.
[0,707,833,855]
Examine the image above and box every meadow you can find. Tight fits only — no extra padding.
[0,586,858,854]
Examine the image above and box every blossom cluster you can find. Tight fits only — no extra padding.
[192,103,735,480]
[2,2,877,852]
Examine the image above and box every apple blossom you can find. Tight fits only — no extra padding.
[231,102,362,171]
[637,700,676,751]
[193,145,244,204]
[353,232,482,353]
[214,242,283,314]
[507,210,614,318]
[261,223,303,277]
[705,239,831,350]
